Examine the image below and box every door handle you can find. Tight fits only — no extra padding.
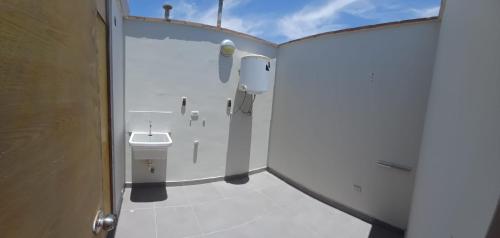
[92,210,117,234]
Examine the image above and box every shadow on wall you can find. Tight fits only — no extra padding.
[218,53,232,83]
[225,89,254,177]
[125,20,275,57]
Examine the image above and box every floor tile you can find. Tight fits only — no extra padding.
[211,180,256,199]
[204,210,322,238]
[259,181,308,206]
[244,172,286,191]
[114,209,156,238]
[242,211,323,238]
[121,188,156,210]
[156,206,202,238]
[116,171,402,238]
[193,192,270,233]
[287,197,372,238]
[155,186,189,207]
[202,224,250,238]
[182,183,224,205]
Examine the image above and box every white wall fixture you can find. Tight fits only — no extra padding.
[220,39,236,56]
[129,131,172,174]
[190,111,200,120]
[239,55,271,94]
[129,132,172,160]
[126,111,172,182]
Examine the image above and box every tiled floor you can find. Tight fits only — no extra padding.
[114,172,400,238]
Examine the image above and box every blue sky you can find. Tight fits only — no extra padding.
[128,0,441,43]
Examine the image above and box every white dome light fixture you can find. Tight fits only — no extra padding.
[220,39,236,57]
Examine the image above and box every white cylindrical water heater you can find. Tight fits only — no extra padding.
[239,55,271,94]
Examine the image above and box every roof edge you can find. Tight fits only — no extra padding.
[279,17,439,47]
[124,15,439,49]
[124,16,278,48]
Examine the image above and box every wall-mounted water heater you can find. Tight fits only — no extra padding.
[239,55,271,94]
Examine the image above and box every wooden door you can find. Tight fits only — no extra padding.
[96,4,113,216]
[0,0,112,237]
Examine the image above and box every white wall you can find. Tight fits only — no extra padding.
[109,0,126,213]
[268,21,440,229]
[124,19,276,183]
[407,0,500,237]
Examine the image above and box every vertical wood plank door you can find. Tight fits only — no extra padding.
[96,13,113,215]
[0,0,110,237]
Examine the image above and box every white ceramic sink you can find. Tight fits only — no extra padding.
[129,132,172,148]
[129,132,172,160]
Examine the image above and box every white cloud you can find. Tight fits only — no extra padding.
[169,0,265,36]
[343,0,399,20]
[171,1,197,19]
[276,0,441,41]
[343,0,376,17]
[164,0,441,43]
[412,6,440,18]
[169,0,216,25]
[278,0,362,40]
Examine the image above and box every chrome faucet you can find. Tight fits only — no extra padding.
[148,120,152,136]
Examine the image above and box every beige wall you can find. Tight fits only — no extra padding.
[124,19,276,183]
[268,20,440,229]
[407,0,500,237]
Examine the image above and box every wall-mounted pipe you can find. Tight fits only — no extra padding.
[193,140,199,163]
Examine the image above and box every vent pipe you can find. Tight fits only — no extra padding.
[163,4,173,20]
[217,0,223,28]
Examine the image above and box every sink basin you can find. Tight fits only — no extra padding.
[129,132,172,160]
[129,132,172,148]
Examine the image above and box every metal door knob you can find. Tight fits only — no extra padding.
[92,210,117,234]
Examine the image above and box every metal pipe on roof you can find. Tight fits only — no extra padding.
[217,0,223,28]
[163,4,173,20]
